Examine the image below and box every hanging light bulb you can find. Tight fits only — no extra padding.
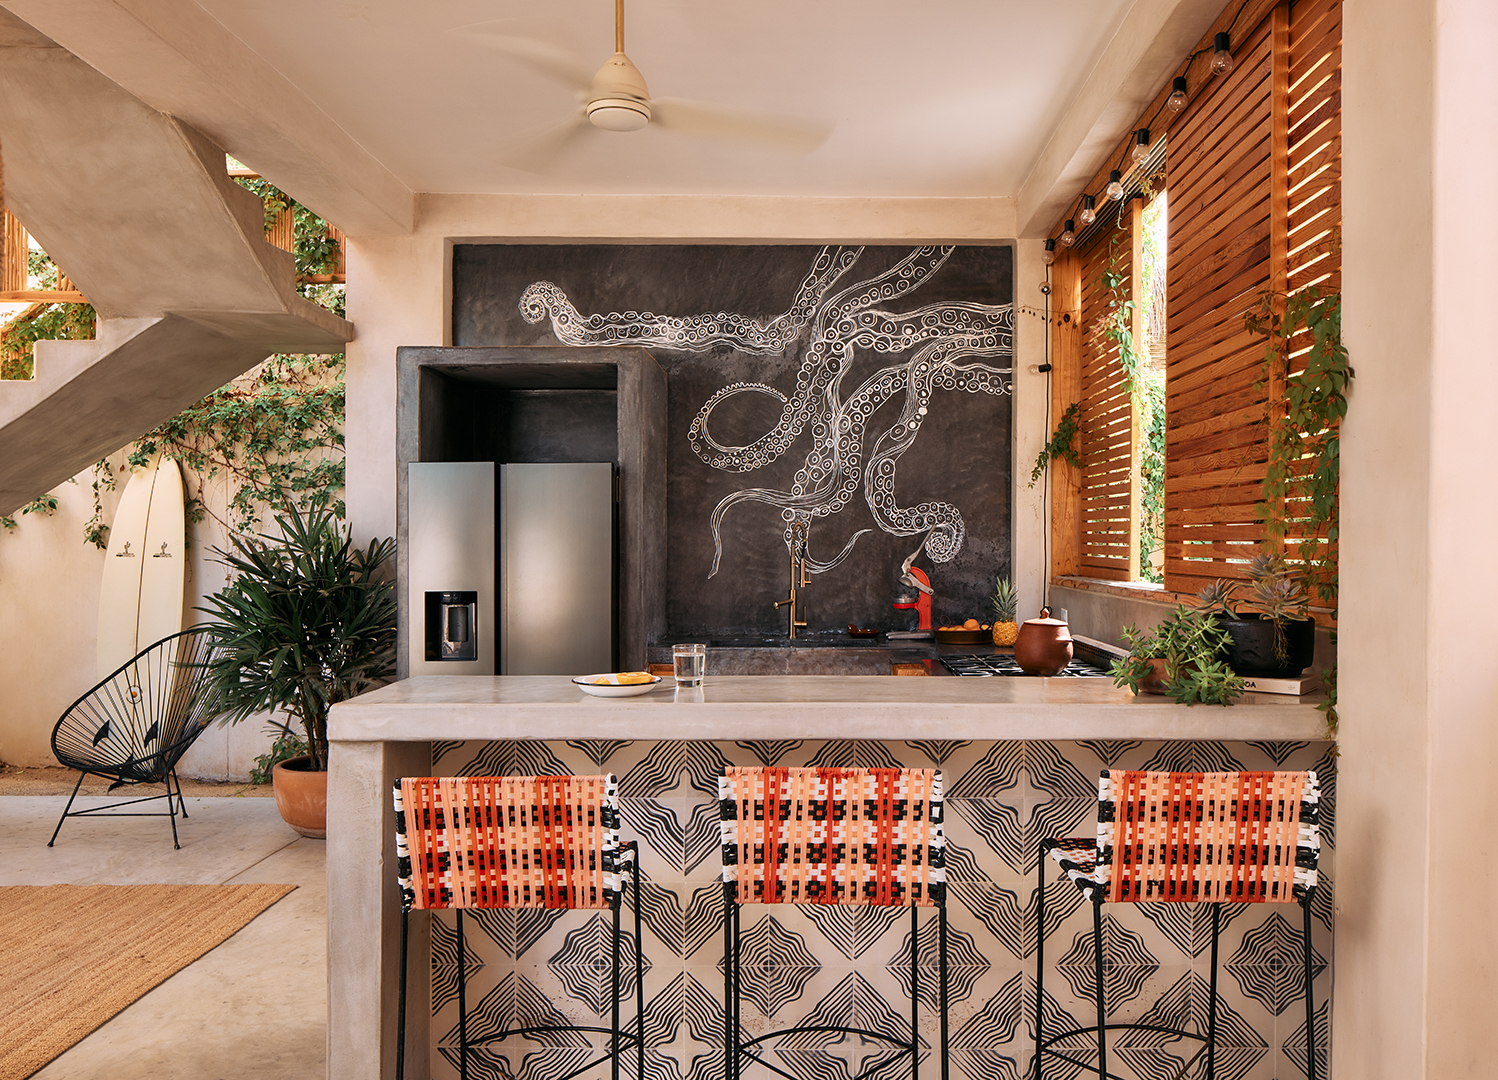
[1060,220,1076,246]
[1211,32,1234,75]
[1166,76,1189,113]
[1043,238,1056,266]
[1132,129,1151,164]
[1080,195,1096,226]
[1105,170,1125,201]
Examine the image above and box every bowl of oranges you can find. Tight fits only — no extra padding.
[934,619,992,645]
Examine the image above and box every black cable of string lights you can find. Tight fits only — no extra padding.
[1048,0,1259,239]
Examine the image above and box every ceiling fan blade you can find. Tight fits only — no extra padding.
[501,111,596,173]
[449,20,595,92]
[650,98,832,153]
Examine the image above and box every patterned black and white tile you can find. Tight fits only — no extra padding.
[425,740,1333,1080]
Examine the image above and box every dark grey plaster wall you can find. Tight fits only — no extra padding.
[452,244,1013,638]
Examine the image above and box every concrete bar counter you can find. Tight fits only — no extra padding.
[327,676,1331,1080]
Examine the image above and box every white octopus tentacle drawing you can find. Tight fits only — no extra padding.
[519,245,1013,579]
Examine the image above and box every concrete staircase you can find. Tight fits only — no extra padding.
[0,13,352,515]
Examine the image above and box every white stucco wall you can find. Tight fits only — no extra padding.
[0,442,279,778]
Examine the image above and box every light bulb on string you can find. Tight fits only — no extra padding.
[1060,220,1076,246]
[1080,195,1096,226]
[1132,129,1151,164]
[1211,32,1234,75]
[1166,76,1188,113]
[1043,238,1056,266]
[1105,170,1124,201]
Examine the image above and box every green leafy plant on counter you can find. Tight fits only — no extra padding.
[199,506,396,772]
[1030,401,1082,487]
[1110,604,1246,706]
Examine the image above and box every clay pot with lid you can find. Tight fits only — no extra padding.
[1014,608,1074,676]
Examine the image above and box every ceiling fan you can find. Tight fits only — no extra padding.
[453,0,832,169]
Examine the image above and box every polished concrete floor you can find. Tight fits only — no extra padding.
[1,791,325,1080]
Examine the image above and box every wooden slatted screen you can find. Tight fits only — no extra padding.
[1076,222,1140,580]
[1162,14,1279,593]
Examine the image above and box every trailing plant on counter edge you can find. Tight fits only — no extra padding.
[1110,604,1246,706]
[1030,401,1082,487]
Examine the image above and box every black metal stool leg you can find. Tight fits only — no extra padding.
[1303,891,1317,1080]
[48,771,86,847]
[1036,843,1048,1080]
[397,907,409,1080]
[634,867,645,1080]
[1207,904,1221,1080]
[457,909,469,1080]
[612,889,622,1080]
[939,904,949,1080]
[724,884,735,1080]
[910,904,919,1080]
[1092,896,1107,1080]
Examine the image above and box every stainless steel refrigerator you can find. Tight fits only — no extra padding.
[407,461,616,676]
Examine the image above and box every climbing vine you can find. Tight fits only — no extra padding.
[1244,287,1352,605]
[1029,401,1082,487]
[0,251,96,381]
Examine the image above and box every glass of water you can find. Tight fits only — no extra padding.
[672,643,706,686]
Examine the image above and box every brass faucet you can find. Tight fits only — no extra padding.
[774,521,810,638]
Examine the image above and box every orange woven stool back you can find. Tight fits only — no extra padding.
[717,766,945,907]
[394,774,620,912]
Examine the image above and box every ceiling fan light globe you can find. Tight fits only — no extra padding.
[587,99,652,131]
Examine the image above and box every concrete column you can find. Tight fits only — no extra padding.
[344,234,449,544]
[1012,238,1049,620]
[1338,0,1498,1075]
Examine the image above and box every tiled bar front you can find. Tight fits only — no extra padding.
[328,678,1332,1080]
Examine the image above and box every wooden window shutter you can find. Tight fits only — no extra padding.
[1074,217,1144,581]
[1162,10,1282,593]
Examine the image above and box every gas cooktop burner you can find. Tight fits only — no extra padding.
[940,653,1110,678]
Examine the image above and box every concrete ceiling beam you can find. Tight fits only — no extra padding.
[0,0,414,236]
[1014,0,1223,238]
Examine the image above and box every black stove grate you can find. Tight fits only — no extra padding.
[940,653,1110,678]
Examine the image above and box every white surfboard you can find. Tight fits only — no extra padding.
[97,456,187,678]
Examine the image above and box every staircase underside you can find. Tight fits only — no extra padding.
[0,12,353,515]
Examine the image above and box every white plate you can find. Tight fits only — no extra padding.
[572,673,663,698]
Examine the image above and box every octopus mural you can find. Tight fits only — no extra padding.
[520,245,1013,581]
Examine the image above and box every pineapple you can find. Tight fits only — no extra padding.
[991,576,1019,646]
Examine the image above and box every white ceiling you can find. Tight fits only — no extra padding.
[191,0,1134,198]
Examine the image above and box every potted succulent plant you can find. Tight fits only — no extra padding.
[1110,604,1246,705]
[199,506,397,837]
[1194,554,1316,678]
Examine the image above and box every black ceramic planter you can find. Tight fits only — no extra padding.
[1217,615,1316,678]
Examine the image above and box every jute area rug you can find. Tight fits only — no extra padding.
[0,883,296,1080]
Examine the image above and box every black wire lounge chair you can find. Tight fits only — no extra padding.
[49,627,225,849]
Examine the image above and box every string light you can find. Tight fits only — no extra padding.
[1043,238,1056,266]
[1166,76,1188,113]
[1105,170,1124,201]
[1079,195,1096,226]
[1211,32,1234,75]
[1060,220,1076,246]
[1132,129,1151,164]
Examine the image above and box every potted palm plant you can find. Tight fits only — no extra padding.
[1194,554,1316,678]
[199,506,396,837]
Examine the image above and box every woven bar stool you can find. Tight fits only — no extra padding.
[719,766,949,1080]
[1036,769,1321,1080]
[393,774,644,1080]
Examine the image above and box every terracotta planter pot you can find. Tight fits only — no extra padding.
[1216,616,1316,678]
[272,755,327,839]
